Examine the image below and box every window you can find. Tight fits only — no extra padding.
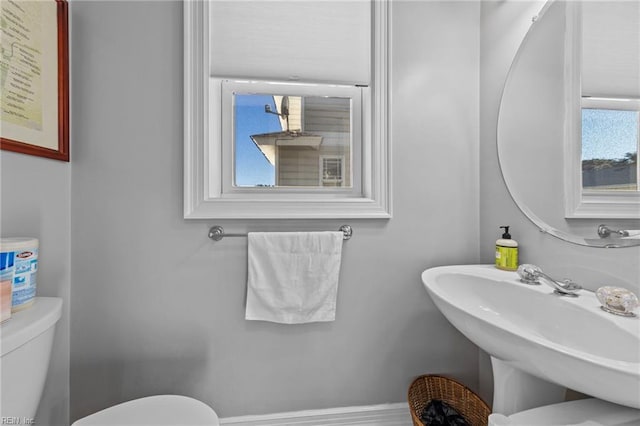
[221,80,360,194]
[184,0,390,219]
[320,155,345,186]
[564,1,640,218]
[581,98,639,192]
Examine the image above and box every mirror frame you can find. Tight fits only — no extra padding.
[183,0,391,219]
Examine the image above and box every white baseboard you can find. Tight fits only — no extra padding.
[219,402,412,426]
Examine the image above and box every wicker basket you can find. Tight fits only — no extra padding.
[407,375,491,426]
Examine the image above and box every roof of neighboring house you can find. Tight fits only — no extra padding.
[250,131,323,165]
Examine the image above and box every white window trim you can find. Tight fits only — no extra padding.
[184,0,391,219]
[564,2,640,219]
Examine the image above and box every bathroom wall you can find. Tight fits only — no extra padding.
[0,152,71,426]
[479,0,640,402]
[69,0,481,420]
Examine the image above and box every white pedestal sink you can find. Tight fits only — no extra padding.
[421,265,640,415]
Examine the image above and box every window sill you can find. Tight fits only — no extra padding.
[565,191,640,219]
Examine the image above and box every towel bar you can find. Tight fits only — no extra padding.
[208,225,353,241]
[597,224,640,238]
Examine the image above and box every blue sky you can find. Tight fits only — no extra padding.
[234,95,281,186]
[582,109,638,160]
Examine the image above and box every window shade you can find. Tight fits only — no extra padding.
[209,1,371,85]
[581,1,640,98]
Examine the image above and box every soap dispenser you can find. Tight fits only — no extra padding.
[495,226,518,271]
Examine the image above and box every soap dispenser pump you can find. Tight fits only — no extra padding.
[495,226,518,271]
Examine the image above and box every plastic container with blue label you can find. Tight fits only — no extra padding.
[0,251,15,322]
[0,238,39,312]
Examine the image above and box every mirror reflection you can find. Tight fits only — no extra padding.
[234,93,352,188]
[582,108,638,191]
[497,0,640,247]
[579,1,639,192]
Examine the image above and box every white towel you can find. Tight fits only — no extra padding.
[622,230,640,239]
[245,231,343,324]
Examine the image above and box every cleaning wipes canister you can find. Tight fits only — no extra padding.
[0,251,14,322]
[0,238,39,312]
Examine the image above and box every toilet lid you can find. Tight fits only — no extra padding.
[71,395,220,426]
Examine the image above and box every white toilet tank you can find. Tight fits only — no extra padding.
[0,297,63,420]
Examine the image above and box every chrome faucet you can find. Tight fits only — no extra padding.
[516,264,582,297]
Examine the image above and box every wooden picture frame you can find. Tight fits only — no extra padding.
[1,0,69,162]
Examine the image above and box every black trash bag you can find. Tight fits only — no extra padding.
[419,399,470,426]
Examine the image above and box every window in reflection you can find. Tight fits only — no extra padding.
[582,106,639,191]
[580,1,639,193]
[233,93,352,188]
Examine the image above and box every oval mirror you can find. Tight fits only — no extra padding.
[498,0,640,247]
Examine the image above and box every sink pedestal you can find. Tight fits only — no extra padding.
[491,357,566,415]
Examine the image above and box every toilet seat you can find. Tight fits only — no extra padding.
[489,398,640,426]
[71,395,220,426]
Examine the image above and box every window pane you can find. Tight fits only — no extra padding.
[321,156,344,187]
[234,95,279,186]
[234,93,352,188]
[582,108,638,191]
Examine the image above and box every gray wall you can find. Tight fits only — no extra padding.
[69,0,481,421]
[0,152,71,426]
[479,0,640,402]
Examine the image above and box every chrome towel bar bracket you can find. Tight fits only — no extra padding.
[597,224,639,238]
[208,225,353,241]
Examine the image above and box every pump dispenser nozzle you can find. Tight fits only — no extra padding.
[500,226,511,239]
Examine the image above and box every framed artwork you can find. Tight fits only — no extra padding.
[1,0,69,162]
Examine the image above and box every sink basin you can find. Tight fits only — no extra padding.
[421,265,640,413]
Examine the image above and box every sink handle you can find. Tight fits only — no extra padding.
[517,264,542,284]
[596,286,638,317]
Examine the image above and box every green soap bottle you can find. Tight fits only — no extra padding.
[495,226,518,271]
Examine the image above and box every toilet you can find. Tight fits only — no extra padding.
[71,394,219,426]
[488,398,640,426]
[0,296,218,426]
[1,297,63,419]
